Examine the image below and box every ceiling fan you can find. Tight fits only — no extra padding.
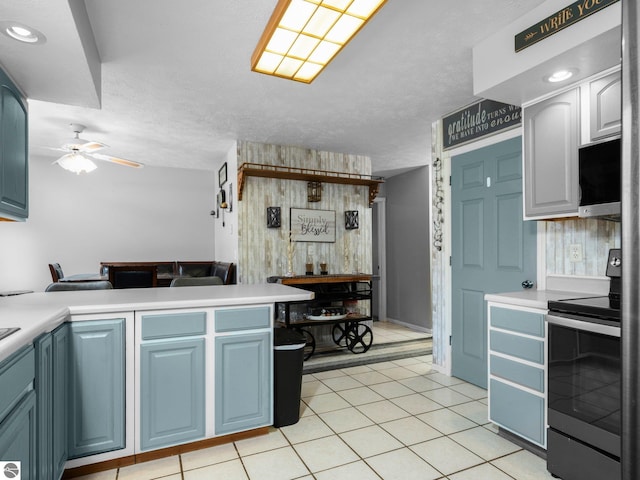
[52,123,144,174]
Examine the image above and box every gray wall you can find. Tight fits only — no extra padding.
[385,166,432,330]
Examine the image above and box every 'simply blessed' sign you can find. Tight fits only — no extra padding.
[290,208,336,243]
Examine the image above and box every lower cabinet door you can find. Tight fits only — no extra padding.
[140,338,206,451]
[490,378,545,447]
[35,333,53,480]
[68,320,126,458]
[52,324,69,478]
[215,332,271,435]
[0,390,37,480]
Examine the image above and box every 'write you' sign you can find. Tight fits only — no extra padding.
[515,0,620,51]
[290,208,336,243]
[442,100,521,150]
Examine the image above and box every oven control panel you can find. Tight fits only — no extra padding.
[606,248,621,278]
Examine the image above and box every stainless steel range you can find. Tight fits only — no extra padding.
[546,249,622,480]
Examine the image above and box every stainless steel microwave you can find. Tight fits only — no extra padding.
[578,138,621,219]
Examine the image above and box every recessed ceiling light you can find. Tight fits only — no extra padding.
[0,21,46,45]
[545,69,577,83]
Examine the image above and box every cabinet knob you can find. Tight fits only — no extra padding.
[521,280,534,289]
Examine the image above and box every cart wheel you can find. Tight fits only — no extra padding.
[332,323,349,347]
[346,324,373,354]
[295,328,316,360]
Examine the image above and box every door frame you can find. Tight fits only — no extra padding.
[430,127,546,376]
[373,197,387,321]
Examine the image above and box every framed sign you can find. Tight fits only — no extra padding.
[218,162,228,187]
[290,208,335,243]
[442,99,521,150]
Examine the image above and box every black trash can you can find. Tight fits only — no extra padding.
[273,328,306,427]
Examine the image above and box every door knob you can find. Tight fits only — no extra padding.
[521,280,534,289]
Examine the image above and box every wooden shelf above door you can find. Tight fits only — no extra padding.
[237,163,385,206]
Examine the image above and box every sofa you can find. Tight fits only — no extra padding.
[99,261,236,286]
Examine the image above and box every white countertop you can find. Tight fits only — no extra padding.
[484,289,590,310]
[0,283,313,363]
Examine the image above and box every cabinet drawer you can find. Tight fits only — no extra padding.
[490,378,545,446]
[215,307,270,332]
[490,307,544,337]
[141,312,207,340]
[0,346,35,421]
[490,330,544,364]
[490,355,544,392]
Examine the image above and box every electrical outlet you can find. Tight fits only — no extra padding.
[569,244,583,262]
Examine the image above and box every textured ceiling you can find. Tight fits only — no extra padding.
[1,0,547,177]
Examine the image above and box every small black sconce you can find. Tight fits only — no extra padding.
[217,185,233,227]
[345,210,359,229]
[307,181,322,202]
[267,207,281,228]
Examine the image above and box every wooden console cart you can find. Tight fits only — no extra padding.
[269,274,373,360]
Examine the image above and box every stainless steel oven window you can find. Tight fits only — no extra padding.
[548,317,621,456]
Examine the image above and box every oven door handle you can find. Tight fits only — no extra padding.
[547,314,621,337]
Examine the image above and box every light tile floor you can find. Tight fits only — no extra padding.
[74,355,555,480]
[369,321,431,345]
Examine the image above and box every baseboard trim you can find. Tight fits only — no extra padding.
[384,317,432,334]
[62,427,269,478]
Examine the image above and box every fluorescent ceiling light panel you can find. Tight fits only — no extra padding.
[251,0,387,83]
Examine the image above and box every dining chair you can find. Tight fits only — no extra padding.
[211,261,235,284]
[108,265,157,289]
[170,276,223,287]
[48,263,64,282]
[45,281,113,291]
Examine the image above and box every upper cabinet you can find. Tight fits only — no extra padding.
[523,68,621,220]
[524,88,580,220]
[0,68,28,221]
[589,70,622,142]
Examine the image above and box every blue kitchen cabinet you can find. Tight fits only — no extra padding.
[35,332,53,480]
[139,311,206,451]
[52,324,69,478]
[488,304,547,448]
[35,323,69,480]
[0,67,28,220]
[0,346,37,480]
[215,331,271,435]
[68,319,126,458]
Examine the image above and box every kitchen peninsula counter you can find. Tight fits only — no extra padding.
[0,283,313,363]
[0,283,314,477]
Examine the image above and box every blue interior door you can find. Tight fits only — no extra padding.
[451,137,536,388]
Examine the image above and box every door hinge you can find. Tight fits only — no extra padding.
[449,335,452,346]
[449,256,452,266]
[449,175,452,186]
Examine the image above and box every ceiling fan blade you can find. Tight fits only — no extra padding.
[61,137,106,152]
[91,153,144,168]
[78,141,107,152]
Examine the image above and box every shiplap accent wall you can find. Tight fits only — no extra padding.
[544,218,621,276]
[237,141,372,286]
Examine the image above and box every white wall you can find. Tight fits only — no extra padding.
[0,156,216,292]
[213,142,239,265]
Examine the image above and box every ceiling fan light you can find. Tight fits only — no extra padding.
[56,153,97,174]
[251,0,387,83]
